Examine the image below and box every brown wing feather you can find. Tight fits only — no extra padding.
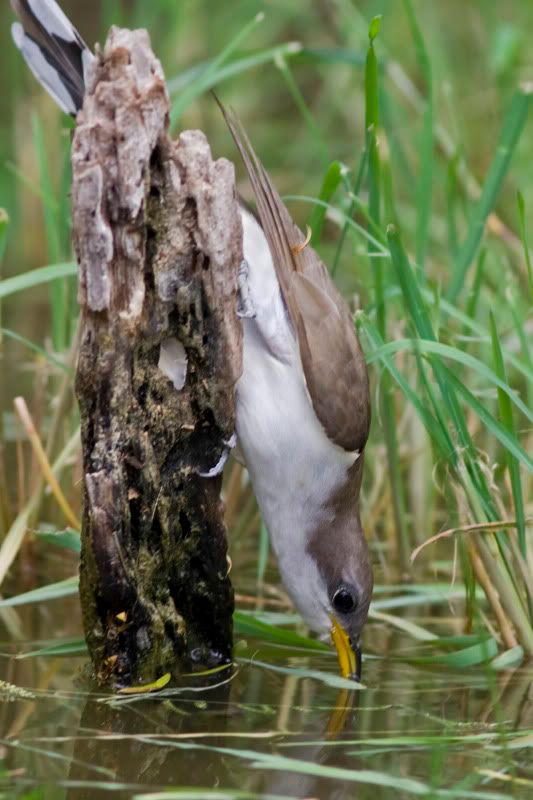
[218,100,370,453]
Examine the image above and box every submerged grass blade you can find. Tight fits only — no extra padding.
[238,658,364,690]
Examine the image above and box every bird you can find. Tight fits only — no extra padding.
[11,0,373,681]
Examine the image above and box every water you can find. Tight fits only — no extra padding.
[1,595,532,800]
[0,352,531,799]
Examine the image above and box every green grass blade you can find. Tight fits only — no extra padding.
[0,209,8,265]
[443,365,533,472]
[415,637,498,668]
[171,13,267,130]
[386,225,434,339]
[0,262,77,301]
[489,313,527,558]
[17,638,87,659]
[0,576,78,608]
[276,56,328,167]
[365,18,411,565]
[256,522,270,586]
[359,317,451,457]
[167,42,303,98]
[387,224,494,507]
[448,86,532,301]
[508,302,533,412]
[331,146,369,275]
[446,153,460,259]
[233,611,328,652]
[308,162,344,246]
[0,328,73,374]
[464,248,486,326]
[366,338,533,426]
[403,0,433,267]
[365,16,382,330]
[517,190,533,297]
[31,114,67,351]
[0,209,9,339]
[283,195,388,255]
[35,528,81,553]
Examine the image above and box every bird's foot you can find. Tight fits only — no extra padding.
[237,259,255,319]
[197,432,237,478]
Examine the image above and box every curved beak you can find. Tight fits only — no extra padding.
[331,617,361,682]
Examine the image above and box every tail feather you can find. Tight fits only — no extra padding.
[11,0,93,115]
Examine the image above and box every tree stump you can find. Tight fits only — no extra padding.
[72,27,242,686]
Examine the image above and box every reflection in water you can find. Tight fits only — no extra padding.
[1,606,533,799]
[66,680,234,800]
[64,681,359,800]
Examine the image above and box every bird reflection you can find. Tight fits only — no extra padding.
[65,667,361,800]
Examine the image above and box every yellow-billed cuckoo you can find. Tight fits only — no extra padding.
[11,0,373,681]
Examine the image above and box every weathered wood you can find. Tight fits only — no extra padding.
[72,27,242,686]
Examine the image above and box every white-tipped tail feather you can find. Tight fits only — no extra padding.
[11,0,93,114]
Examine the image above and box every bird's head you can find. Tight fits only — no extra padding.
[304,489,373,682]
[327,552,373,681]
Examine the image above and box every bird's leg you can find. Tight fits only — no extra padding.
[237,259,256,319]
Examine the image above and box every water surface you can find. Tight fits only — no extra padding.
[1,592,532,800]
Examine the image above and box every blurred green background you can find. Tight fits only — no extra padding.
[2,0,532,294]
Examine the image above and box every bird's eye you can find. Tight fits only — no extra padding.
[332,586,356,614]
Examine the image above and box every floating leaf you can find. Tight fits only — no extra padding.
[118,673,171,695]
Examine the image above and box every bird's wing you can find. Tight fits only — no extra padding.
[219,102,370,454]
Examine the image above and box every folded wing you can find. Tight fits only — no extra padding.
[219,102,370,454]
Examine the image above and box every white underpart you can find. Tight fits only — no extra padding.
[12,23,76,114]
[237,208,358,637]
[158,337,188,391]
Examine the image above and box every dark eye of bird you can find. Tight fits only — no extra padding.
[333,586,356,614]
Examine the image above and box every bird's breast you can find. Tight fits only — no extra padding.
[235,207,358,634]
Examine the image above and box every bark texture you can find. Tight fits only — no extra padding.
[72,27,242,686]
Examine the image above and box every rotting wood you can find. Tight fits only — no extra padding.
[72,27,242,686]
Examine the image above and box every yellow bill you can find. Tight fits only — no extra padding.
[331,616,361,681]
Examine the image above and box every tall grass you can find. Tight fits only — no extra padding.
[0,0,532,670]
